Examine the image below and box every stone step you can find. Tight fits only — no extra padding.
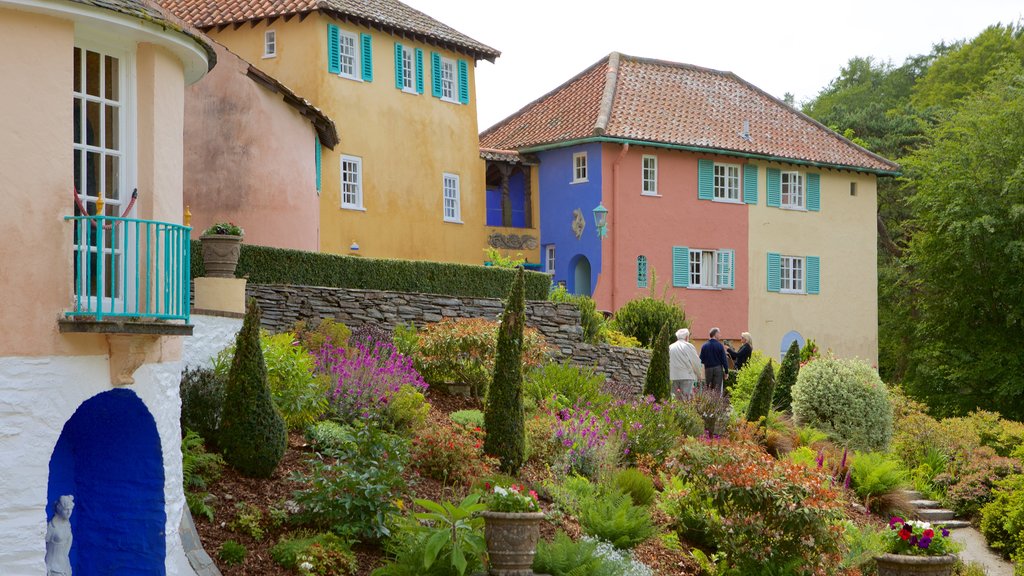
[909,499,942,509]
[918,508,956,522]
[940,519,972,530]
[901,489,924,500]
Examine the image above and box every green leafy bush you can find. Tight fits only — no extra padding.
[218,540,246,565]
[578,489,657,550]
[791,357,894,451]
[547,475,600,517]
[668,400,706,438]
[656,475,720,550]
[524,361,611,411]
[292,318,351,353]
[550,285,605,344]
[609,296,687,349]
[849,451,909,512]
[411,417,497,486]
[611,468,656,506]
[774,340,801,412]
[450,409,485,429]
[371,496,486,576]
[484,267,527,474]
[218,299,288,477]
[180,366,226,446]
[979,473,1024,561]
[745,360,776,424]
[610,397,682,463]
[728,351,771,416]
[525,412,559,464]
[306,420,351,452]
[230,502,265,541]
[392,322,419,358]
[271,533,357,575]
[599,327,642,348]
[384,384,430,435]
[939,446,1021,517]
[643,322,671,400]
[181,428,224,522]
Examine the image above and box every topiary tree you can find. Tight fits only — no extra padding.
[609,296,687,349]
[745,360,776,424]
[643,321,671,401]
[774,340,801,412]
[218,298,287,477]
[792,357,894,451]
[484,267,527,474]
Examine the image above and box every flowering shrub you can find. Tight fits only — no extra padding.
[410,418,497,486]
[315,340,427,426]
[203,221,243,236]
[883,517,957,556]
[938,446,1021,517]
[685,387,732,436]
[486,483,540,513]
[551,403,625,479]
[610,396,682,463]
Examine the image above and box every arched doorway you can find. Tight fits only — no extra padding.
[780,330,805,361]
[570,255,592,296]
[47,388,166,575]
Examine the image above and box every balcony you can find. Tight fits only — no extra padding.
[60,214,192,336]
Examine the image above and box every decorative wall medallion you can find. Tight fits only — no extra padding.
[488,233,538,250]
[572,209,586,239]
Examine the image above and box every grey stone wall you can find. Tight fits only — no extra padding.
[246,284,651,392]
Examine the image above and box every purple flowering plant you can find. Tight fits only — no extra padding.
[883,517,959,556]
[551,401,625,479]
[315,340,427,425]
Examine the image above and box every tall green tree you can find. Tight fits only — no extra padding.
[643,321,671,401]
[746,361,776,425]
[773,341,801,412]
[484,267,527,474]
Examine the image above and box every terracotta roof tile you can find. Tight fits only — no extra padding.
[481,53,898,174]
[161,0,499,61]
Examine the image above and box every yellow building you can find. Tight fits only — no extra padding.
[164,0,500,263]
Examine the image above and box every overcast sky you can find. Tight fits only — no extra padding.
[401,0,1023,130]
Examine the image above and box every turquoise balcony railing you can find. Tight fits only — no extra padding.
[65,215,191,322]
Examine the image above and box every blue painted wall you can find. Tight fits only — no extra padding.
[47,388,166,576]
[485,170,527,227]
[538,143,603,295]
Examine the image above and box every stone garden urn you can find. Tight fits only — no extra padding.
[481,510,545,575]
[874,553,957,576]
[200,233,242,278]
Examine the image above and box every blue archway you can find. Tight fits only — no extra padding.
[47,388,166,576]
[780,330,805,361]
[569,254,592,296]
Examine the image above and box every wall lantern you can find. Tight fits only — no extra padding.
[592,203,608,239]
[349,240,360,251]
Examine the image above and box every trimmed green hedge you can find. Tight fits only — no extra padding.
[191,241,551,300]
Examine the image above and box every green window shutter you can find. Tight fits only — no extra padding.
[767,168,781,207]
[394,43,403,89]
[672,246,690,287]
[457,59,469,104]
[806,256,820,294]
[415,48,424,94]
[327,24,340,74]
[431,52,442,97]
[637,255,648,288]
[743,164,758,204]
[315,135,322,193]
[767,252,781,292]
[807,173,821,211]
[697,159,713,200]
[360,33,373,81]
[718,249,735,289]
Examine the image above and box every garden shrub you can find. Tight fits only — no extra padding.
[598,326,642,348]
[525,411,559,464]
[484,268,528,474]
[668,400,706,438]
[180,366,225,446]
[218,299,287,478]
[774,340,801,412]
[578,489,657,550]
[524,361,611,411]
[686,387,732,437]
[979,473,1024,561]
[218,540,246,565]
[450,409,485,429]
[611,467,656,506]
[391,322,419,357]
[642,322,671,400]
[745,360,776,424]
[965,410,1024,457]
[372,496,486,576]
[610,396,682,463]
[550,285,605,344]
[411,417,497,486]
[839,520,887,573]
[795,425,830,448]
[316,339,427,426]
[552,403,626,479]
[533,531,654,576]
[656,475,720,550]
[609,296,687,349]
[306,420,351,452]
[181,428,224,522]
[271,533,357,575]
[848,451,910,513]
[791,356,894,452]
[728,350,771,416]
[787,446,819,468]
[384,384,430,435]
[292,423,409,540]
[230,502,265,541]
[350,323,393,349]
[292,317,351,353]
[547,475,600,517]
[939,446,1021,517]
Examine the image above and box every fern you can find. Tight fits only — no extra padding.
[849,451,908,500]
[532,532,604,576]
[579,490,656,550]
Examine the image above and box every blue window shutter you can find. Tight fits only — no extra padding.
[360,33,372,81]
[806,256,820,294]
[394,43,403,89]
[315,135,322,193]
[637,256,648,288]
[327,24,340,74]
[457,59,469,104]
[697,159,713,200]
[415,48,424,94]
[767,168,781,207]
[431,52,442,97]
[767,252,781,292]
[718,249,735,289]
[807,173,821,211]
[743,164,758,204]
[672,247,690,287]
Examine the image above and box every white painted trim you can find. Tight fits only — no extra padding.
[263,29,277,58]
[340,154,363,209]
[443,172,461,222]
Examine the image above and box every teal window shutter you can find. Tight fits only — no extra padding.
[327,24,340,74]
[767,168,781,207]
[637,255,648,288]
[457,59,469,104]
[697,159,713,200]
[672,247,690,287]
[743,164,758,204]
[717,249,735,289]
[360,33,373,81]
[431,52,442,97]
[315,135,322,193]
[806,256,820,294]
[415,48,424,94]
[807,173,821,211]
[767,252,781,292]
[394,43,403,89]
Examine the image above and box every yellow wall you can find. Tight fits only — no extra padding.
[747,164,879,363]
[206,16,489,263]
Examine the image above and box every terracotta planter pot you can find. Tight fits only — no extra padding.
[874,553,957,576]
[481,511,545,576]
[200,234,242,278]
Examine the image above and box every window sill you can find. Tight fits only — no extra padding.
[341,205,366,212]
[262,53,276,59]
[780,289,806,295]
[640,192,661,197]
[779,205,807,212]
[712,198,743,204]
[338,74,363,83]
[687,285,722,291]
[444,219,464,224]
[440,97,460,104]
[571,179,589,184]
[401,87,419,95]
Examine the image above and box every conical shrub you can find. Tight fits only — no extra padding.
[218,298,287,477]
[484,267,527,474]
[643,321,671,401]
[774,340,801,412]
[745,360,776,425]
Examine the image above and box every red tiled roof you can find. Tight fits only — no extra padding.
[161,0,499,61]
[480,53,899,174]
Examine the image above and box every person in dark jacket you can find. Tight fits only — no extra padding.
[699,327,729,394]
[726,332,753,371]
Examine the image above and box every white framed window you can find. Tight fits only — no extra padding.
[642,155,657,195]
[688,249,733,289]
[573,152,588,183]
[340,155,363,209]
[443,172,461,222]
[440,57,457,103]
[338,30,359,80]
[400,45,415,92]
[713,163,741,201]
[263,30,277,58]
[781,171,804,209]
[545,245,556,273]
[780,255,805,293]
[637,255,648,288]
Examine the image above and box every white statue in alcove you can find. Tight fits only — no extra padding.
[45,494,74,576]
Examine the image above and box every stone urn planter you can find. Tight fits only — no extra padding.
[481,511,545,575]
[874,553,957,576]
[200,234,242,278]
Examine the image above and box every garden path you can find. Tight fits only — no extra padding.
[951,527,1013,576]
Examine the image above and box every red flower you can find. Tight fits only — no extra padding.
[923,528,934,538]
[898,529,911,540]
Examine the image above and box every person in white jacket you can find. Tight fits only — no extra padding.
[668,328,703,400]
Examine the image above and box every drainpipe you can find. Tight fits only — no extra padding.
[610,142,629,310]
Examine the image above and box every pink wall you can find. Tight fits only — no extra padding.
[184,43,320,250]
[594,144,749,341]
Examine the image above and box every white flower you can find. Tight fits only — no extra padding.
[299,561,314,571]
